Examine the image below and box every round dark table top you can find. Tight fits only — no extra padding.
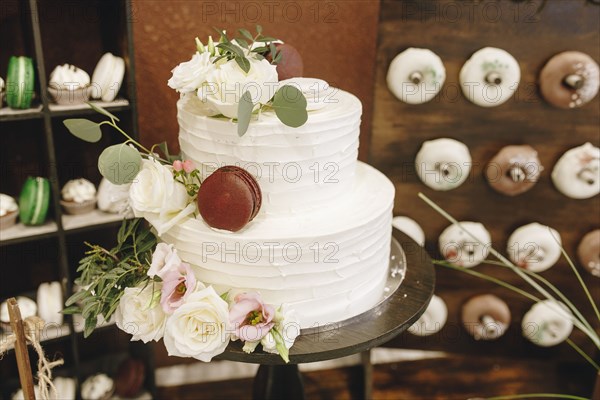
[216,229,436,365]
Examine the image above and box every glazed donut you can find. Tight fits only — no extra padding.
[387,48,446,104]
[461,294,511,340]
[460,47,521,107]
[439,221,491,268]
[577,229,600,278]
[522,300,573,347]
[551,142,600,199]
[408,294,448,336]
[37,281,63,326]
[485,145,543,196]
[507,222,562,272]
[539,51,600,109]
[392,216,426,246]
[415,138,472,191]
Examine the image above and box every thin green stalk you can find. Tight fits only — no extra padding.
[486,394,588,400]
[99,121,170,164]
[566,338,600,371]
[419,192,600,349]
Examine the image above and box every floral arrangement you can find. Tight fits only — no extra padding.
[168,26,308,136]
[419,193,599,400]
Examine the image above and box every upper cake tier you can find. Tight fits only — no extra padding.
[178,87,362,216]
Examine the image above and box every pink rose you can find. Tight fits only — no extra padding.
[172,160,183,172]
[160,262,197,314]
[148,243,182,279]
[182,160,195,174]
[229,292,276,342]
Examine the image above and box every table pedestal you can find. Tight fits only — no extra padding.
[253,364,305,400]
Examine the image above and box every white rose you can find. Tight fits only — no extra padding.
[147,242,182,278]
[199,58,279,119]
[129,158,196,236]
[261,308,300,355]
[168,51,213,93]
[115,283,166,343]
[163,285,231,362]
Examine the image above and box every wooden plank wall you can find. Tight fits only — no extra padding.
[372,0,600,370]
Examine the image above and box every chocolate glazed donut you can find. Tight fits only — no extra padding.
[461,294,511,340]
[539,51,600,109]
[485,145,543,196]
[577,229,600,278]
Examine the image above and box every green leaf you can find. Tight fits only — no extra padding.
[84,315,98,338]
[251,46,269,54]
[98,143,142,185]
[86,102,120,121]
[63,119,102,143]
[61,305,82,315]
[271,85,308,128]
[217,42,245,58]
[257,36,278,43]
[238,28,254,42]
[235,38,249,49]
[235,56,251,74]
[237,90,254,137]
[65,289,89,306]
[256,24,263,34]
[271,328,290,363]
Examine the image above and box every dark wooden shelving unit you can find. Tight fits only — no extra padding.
[0,0,155,398]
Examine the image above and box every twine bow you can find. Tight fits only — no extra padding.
[0,316,64,400]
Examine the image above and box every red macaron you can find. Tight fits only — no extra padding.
[197,166,262,232]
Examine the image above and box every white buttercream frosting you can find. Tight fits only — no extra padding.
[49,64,90,88]
[62,178,96,203]
[0,193,18,217]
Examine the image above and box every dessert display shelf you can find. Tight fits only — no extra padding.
[48,99,130,117]
[61,210,130,232]
[0,220,58,246]
[0,106,44,122]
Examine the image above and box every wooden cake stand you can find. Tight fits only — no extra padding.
[216,229,436,399]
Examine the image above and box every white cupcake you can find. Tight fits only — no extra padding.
[48,64,91,105]
[0,193,19,229]
[60,178,97,215]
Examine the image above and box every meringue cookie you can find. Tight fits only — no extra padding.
[507,222,562,272]
[552,143,600,199]
[522,300,573,347]
[408,294,448,336]
[460,47,521,107]
[97,178,134,217]
[415,138,472,191]
[387,48,446,104]
[392,216,425,246]
[439,222,491,268]
[461,294,511,340]
[485,145,543,196]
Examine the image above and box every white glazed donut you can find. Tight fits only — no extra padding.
[507,222,562,272]
[415,138,472,191]
[461,294,511,340]
[551,142,600,199]
[37,281,63,326]
[0,296,37,327]
[460,47,521,107]
[387,48,446,104]
[392,216,426,246]
[439,221,491,268]
[408,294,448,336]
[91,52,125,102]
[522,300,573,347]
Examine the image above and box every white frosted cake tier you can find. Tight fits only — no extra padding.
[178,89,362,216]
[161,162,395,328]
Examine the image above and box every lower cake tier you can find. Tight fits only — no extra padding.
[161,162,395,328]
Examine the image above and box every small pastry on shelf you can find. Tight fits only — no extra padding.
[439,221,491,268]
[6,56,35,109]
[0,76,4,108]
[97,178,134,217]
[81,373,115,400]
[114,358,146,398]
[507,222,562,272]
[18,177,51,226]
[415,138,472,191]
[0,296,37,330]
[0,193,19,230]
[408,294,447,336]
[461,294,511,340]
[522,300,573,347]
[387,48,446,104]
[91,52,125,102]
[460,47,520,107]
[60,178,97,215]
[485,145,543,196]
[47,63,91,105]
[37,281,63,326]
[551,142,600,199]
[539,51,600,109]
[577,229,600,278]
[53,377,76,400]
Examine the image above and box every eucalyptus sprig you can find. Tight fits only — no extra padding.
[63,219,157,337]
[63,103,175,185]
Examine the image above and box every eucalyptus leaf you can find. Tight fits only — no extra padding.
[237,90,254,137]
[63,119,102,143]
[98,143,142,185]
[235,56,251,73]
[272,85,308,128]
[86,102,120,121]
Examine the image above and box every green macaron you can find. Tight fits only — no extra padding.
[6,56,35,109]
[19,177,51,225]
